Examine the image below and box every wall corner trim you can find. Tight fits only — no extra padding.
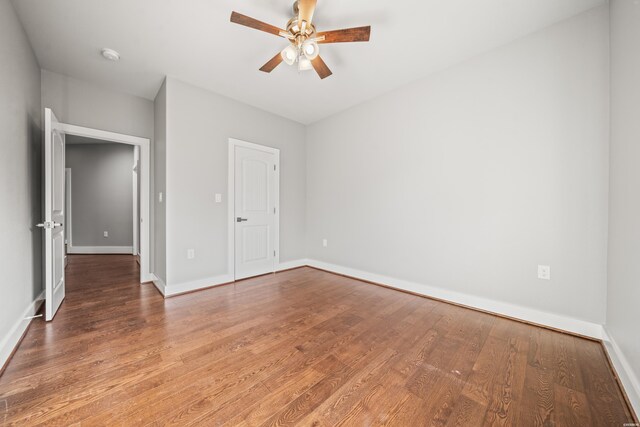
[602,328,640,418]
[151,274,166,297]
[0,291,45,376]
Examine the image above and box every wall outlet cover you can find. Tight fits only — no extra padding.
[103,231,108,238]
[537,265,551,280]
[322,239,328,247]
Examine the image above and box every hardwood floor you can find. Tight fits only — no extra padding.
[0,255,635,426]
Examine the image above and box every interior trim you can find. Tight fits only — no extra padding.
[67,246,134,254]
[602,328,640,421]
[0,291,45,378]
[305,259,604,340]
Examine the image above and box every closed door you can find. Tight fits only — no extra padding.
[41,108,66,321]
[234,144,278,280]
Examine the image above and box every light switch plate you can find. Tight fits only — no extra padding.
[187,249,195,259]
[215,193,222,203]
[322,239,328,247]
[103,231,108,238]
[537,265,551,280]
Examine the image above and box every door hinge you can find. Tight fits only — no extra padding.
[274,165,276,171]
[273,207,276,214]
[273,250,276,256]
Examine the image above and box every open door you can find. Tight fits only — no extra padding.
[38,108,66,321]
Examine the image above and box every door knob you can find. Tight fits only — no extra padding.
[236,217,248,222]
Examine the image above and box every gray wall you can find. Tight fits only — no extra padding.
[41,70,154,139]
[607,0,640,399]
[41,70,155,267]
[306,6,609,324]
[164,77,306,286]
[0,0,42,354]
[65,141,134,248]
[153,80,167,283]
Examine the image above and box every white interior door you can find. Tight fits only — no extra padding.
[41,108,66,321]
[234,144,278,280]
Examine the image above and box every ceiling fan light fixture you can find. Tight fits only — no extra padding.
[298,56,313,71]
[230,1,371,79]
[281,45,297,65]
[302,40,319,60]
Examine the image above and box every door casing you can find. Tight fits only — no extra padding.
[56,122,153,283]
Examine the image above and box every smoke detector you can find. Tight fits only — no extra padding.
[100,48,120,61]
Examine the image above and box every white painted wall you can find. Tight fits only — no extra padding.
[153,80,167,284]
[164,78,306,287]
[65,141,134,248]
[41,70,156,270]
[306,6,609,325]
[0,0,42,367]
[607,0,640,411]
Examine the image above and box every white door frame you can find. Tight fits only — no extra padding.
[132,146,140,256]
[227,138,280,280]
[56,122,153,283]
[64,168,72,264]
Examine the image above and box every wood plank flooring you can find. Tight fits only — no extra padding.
[0,255,635,426]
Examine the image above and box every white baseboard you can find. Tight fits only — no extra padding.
[602,328,640,417]
[67,246,133,254]
[0,291,45,373]
[306,259,604,340]
[278,259,309,271]
[141,272,155,283]
[151,274,166,296]
[156,260,309,298]
[163,274,234,297]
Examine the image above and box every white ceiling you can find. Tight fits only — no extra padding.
[12,0,604,124]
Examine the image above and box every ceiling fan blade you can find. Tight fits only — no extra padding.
[297,0,317,26]
[259,52,284,73]
[316,26,371,43]
[311,56,332,79]
[230,11,285,37]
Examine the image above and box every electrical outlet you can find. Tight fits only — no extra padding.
[537,265,550,280]
[322,239,328,247]
[103,231,108,238]
[187,249,195,259]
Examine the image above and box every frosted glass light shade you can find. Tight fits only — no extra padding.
[302,40,319,60]
[281,45,297,65]
[298,56,313,71]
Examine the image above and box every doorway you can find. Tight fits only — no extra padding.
[57,122,152,283]
[42,108,152,320]
[228,138,280,280]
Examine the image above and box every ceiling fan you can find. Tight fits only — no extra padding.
[230,0,371,79]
